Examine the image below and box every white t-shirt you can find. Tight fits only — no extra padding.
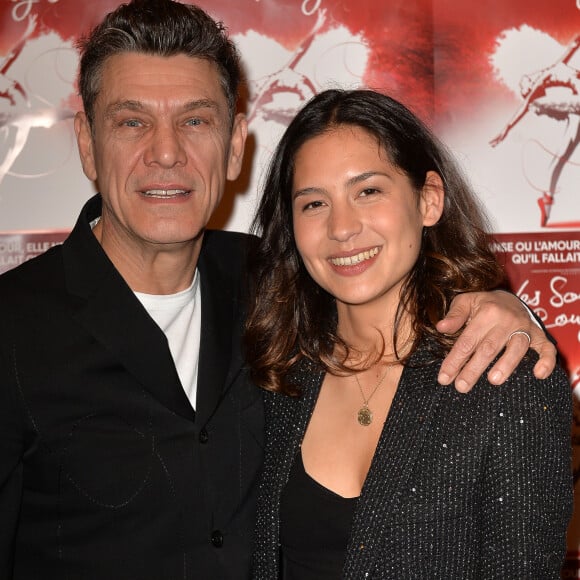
[134,272,201,410]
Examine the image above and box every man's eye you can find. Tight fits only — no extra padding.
[122,119,142,128]
[185,118,203,126]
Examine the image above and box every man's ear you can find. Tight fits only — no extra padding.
[74,111,97,182]
[420,170,445,226]
[226,113,248,181]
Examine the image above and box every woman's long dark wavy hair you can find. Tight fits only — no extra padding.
[244,89,505,395]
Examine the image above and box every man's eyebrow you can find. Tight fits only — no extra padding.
[104,100,144,119]
[181,99,220,113]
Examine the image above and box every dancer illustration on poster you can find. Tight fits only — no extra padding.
[0,14,73,190]
[246,9,326,126]
[0,15,37,187]
[490,34,580,228]
[228,3,369,232]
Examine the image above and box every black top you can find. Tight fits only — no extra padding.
[280,450,358,579]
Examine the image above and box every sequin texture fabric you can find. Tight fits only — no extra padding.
[252,344,573,579]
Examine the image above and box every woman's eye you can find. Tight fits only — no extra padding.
[303,200,325,211]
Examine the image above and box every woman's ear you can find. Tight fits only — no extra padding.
[420,171,445,226]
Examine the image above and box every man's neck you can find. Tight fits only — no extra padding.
[92,221,202,294]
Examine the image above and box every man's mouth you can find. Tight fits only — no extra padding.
[330,246,380,266]
[141,189,189,198]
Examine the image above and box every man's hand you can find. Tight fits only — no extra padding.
[436,290,557,393]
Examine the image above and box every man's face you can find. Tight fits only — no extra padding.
[75,52,246,255]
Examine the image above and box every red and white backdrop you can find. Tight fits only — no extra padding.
[0,0,579,573]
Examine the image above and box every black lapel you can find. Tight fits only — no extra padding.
[62,195,195,422]
[260,361,324,568]
[274,363,323,482]
[344,347,444,576]
[194,230,246,426]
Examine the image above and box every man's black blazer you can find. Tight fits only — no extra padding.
[0,195,264,579]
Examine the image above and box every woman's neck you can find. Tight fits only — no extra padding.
[336,300,413,367]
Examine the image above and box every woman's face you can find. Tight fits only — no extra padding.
[291,125,443,315]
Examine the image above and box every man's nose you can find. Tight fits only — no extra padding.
[143,124,187,168]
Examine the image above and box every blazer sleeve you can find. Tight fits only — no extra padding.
[0,341,25,578]
[479,357,573,579]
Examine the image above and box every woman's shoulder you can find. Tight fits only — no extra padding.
[472,350,572,427]
[263,358,324,425]
[487,351,569,397]
[405,343,572,430]
[411,340,571,414]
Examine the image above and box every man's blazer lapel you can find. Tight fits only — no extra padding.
[194,231,245,426]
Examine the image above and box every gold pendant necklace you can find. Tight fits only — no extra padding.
[354,365,390,426]
[357,404,373,427]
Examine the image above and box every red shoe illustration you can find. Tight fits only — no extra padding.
[537,193,553,227]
